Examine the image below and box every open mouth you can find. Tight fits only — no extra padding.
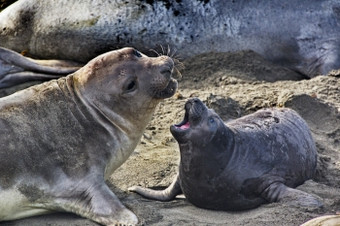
[174,110,190,130]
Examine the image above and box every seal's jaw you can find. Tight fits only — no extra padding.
[153,77,178,99]
[170,98,207,142]
[170,106,190,143]
[175,109,190,129]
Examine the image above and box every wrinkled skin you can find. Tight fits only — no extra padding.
[1,0,340,78]
[130,98,321,211]
[0,47,177,225]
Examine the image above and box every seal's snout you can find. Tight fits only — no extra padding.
[189,98,207,124]
[152,56,177,99]
[172,98,207,132]
[159,56,174,78]
[160,64,174,80]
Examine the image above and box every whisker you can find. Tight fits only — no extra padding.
[160,44,165,56]
[173,67,183,79]
[174,58,185,70]
[170,48,178,58]
[149,48,160,56]
[167,44,171,56]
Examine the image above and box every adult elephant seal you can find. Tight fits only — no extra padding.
[0,47,177,225]
[1,0,340,79]
[129,98,321,210]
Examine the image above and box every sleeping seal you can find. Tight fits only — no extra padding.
[0,47,177,225]
[129,98,321,210]
[0,0,340,81]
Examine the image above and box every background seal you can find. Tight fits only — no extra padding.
[0,0,340,79]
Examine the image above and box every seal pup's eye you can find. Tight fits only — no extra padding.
[209,118,215,124]
[133,50,142,58]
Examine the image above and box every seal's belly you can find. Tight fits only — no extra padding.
[0,188,51,221]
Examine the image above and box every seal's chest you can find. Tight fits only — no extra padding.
[104,135,138,179]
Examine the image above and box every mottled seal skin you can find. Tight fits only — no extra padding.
[1,0,340,78]
[0,47,177,225]
[129,98,321,211]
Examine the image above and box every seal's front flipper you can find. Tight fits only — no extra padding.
[0,47,82,88]
[53,183,138,225]
[261,182,323,208]
[129,173,182,201]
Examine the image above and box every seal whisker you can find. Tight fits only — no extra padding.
[167,44,171,56]
[173,67,183,79]
[149,48,161,57]
[160,44,165,56]
[170,48,178,58]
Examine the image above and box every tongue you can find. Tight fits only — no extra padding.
[179,122,190,129]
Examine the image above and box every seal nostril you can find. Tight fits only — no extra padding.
[192,98,200,104]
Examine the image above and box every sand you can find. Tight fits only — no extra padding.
[1,50,340,226]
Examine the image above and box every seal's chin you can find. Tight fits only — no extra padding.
[154,78,178,99]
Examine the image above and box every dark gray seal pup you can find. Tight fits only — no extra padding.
[1,0,340,80]
[0,47,177,225]
[129,98,321,210]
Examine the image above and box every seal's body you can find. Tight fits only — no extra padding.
[301,215,340,226]
[130,99,321,210]
[0,47,177,225]
[1,0,340,78]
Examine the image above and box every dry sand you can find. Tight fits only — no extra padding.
[1,50,340,226]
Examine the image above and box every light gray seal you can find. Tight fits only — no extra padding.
[129,98,321,210]
[1,0,340,80]
[0,47,178,225]
[301,214,340,226]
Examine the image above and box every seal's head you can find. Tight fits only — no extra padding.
[171,98,227,144]
[73,47,178,134]
[170,97,234,171]
[170,98,233,176]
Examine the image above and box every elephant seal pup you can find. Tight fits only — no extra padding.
[129,98,321,211]
[0,47,177,225]
[1,0,340,78]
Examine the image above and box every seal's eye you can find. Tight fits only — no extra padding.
[125,80,137,92]
[209,118,215,124]
[133,50,142,58]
